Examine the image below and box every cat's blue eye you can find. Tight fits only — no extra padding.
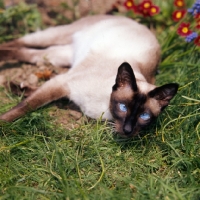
[119,103,127,112]
[139,112,150,120]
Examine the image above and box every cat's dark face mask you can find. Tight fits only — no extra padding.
[110,62,179,137]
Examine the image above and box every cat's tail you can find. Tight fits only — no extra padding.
[0,39,51,65]
[0,48,20,61]
[0,39,24,61]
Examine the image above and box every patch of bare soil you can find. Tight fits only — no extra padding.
[0,61,68,86]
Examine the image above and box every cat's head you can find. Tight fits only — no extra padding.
[110,62,179,137]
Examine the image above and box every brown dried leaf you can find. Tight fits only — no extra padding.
[35,69,53,80]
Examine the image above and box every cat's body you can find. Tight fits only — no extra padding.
[0,15,178,137]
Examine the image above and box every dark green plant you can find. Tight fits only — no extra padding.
[0,2,41,42]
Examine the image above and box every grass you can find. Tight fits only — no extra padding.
[0,1,200,199]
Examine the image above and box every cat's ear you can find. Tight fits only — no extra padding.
[113,62,137,91]
[148,83,179,109]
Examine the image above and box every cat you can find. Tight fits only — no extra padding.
[0,15,178,137]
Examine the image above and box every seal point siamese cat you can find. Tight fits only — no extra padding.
[0,15,178,137]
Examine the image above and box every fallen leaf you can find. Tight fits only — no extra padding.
[35,69,52,80]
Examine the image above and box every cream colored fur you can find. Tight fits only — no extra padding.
[0,15,160,123]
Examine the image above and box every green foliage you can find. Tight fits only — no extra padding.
[0,2,41,42]
[0,1,200,199]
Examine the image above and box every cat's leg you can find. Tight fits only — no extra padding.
[0,23,79,48]
[0,15,105,48]
[0,44,73,67]
[18,25,76,47]
[0,15,110,49]
[0,74,70,122]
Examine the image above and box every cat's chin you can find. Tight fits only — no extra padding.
[120,131,140,138]
[114,123,140,138]
[117,133,136,138]
[114,131,139,139]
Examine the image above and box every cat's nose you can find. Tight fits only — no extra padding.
[123,124,132,135]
